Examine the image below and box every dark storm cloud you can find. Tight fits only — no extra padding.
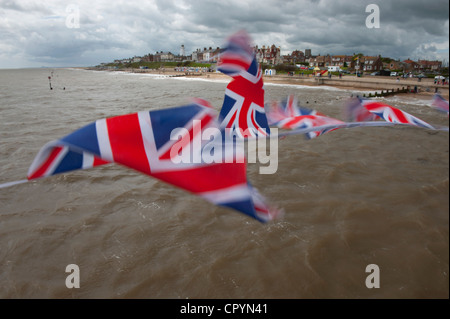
[280,0,448,59]
[0,0,448,68]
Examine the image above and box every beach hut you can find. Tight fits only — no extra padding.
[264,69,276,76]
[313,67,320,76]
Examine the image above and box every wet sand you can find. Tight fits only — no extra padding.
[109,67,449,100]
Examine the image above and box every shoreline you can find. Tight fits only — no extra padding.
[85,67,449,100]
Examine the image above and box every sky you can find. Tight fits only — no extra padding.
[0,0,449,68]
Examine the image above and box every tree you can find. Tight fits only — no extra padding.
[353,53,364,60]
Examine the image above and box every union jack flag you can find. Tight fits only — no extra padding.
[266,95,343,139]
[27,100,279,223]
[430,93,449,114]
[343,97,378,122]
[218,30,270,138]
[361,100,435,129]
[266,101,288,126]
[217,30,256,78]
[277,115,344,139]
[344,97,437,129]
[281,95,326,118]
[281,95,300,117]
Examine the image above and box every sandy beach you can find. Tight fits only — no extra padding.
[105,67,449,100]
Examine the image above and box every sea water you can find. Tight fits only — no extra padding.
[0,68,448,298]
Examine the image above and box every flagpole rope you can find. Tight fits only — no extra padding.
[0,179,29,189]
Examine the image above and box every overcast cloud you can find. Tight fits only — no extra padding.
[0,0,448,68]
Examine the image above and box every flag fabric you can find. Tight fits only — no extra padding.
[343,97,378,122]
[216,30,256,78]
[277,115,345,139]
[282,95,301,117]
[27,100,280,223]
[218,30,270,138]
[266,101,289,126]
[267,94,326,122]
[361,100,435,129]
[344,97,437,129]
[430,93,449,114]
[266,95,344,139]
[281,95,326,117]
[268,95,449,140]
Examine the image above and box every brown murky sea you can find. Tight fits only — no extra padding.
[0,68,448,298]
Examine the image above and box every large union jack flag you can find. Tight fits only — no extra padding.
[218,30,270,138]
[27,100,279,223]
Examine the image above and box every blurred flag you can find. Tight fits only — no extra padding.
[266,95,344,139]
[27,100,280,223]
[361,100,435,129]
[218,30,270,138]
[430,93,449,114]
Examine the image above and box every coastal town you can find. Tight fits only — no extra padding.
[93,43,448,99]
[97,43,448,79]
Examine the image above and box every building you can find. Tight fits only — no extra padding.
[264,69,276,76]
[202,47,212,62]
[402,58,420,72]
[191,47,220,62]
[254,44,282,65]
[363,56,383,72]
[418,60,442,72]
[210,47,221,62]
[383,60,403,71]
[305,49,312,59]
[352,56,383,72]
[153,51,175,62]
[329,55,353,68]
[309,55,331,68]
[141,54,154,62]
[291,50,305,63]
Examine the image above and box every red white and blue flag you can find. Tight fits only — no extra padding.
[430,93,449,115]
[266,95,343,139]
[361,100,435,129]
[276,115,345,139]
[344,97,440,130]
[343,97,378,122]
[218,30,270,138]
[27,101,279,223]
[268,95,449,139]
